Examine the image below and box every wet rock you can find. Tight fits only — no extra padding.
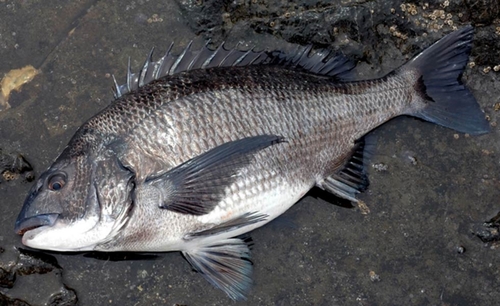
[471,26,500,66]
[0,249,78,306]
[473,211,500,244]
[0,149,35,183]
[15,249,62,276]
[174,0,226,38]
[0,293,31,306]
[47,284,78,306]
[0,266,16,288]
[176,0,500,67]
[463,0,500,24]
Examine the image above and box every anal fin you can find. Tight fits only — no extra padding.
[319,138,371,203]
[182,237,253,300]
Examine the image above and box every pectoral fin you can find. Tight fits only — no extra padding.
[147,135,284,215]
[182,237,253,300]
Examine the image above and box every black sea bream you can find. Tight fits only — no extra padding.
[15,26,489,299]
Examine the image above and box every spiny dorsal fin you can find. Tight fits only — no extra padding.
[112,41,354,98]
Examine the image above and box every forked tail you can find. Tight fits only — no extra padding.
[402,25,489,135]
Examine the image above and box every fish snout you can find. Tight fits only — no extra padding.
[15,175,65,235]
[14,213,59,235]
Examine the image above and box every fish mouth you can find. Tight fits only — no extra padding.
[14,213,59,235]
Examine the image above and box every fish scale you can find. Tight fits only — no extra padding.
[95,65,414,242]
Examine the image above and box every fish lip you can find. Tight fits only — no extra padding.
[14,213,59,235]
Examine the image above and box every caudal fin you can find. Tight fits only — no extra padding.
[403,26,489,135]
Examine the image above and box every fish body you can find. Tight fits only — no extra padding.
[14,26,489,299]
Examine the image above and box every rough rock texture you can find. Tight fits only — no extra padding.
[0,249,77,305]
[176,0,500,66]
[0,0,499,305]
[0,149,34,183]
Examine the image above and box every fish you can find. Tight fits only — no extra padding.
[14,26,489,300]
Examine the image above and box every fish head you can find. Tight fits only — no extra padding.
[14,148,134,252]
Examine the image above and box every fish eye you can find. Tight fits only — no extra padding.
[48,174,66,191]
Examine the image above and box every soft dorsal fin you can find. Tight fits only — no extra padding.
[112,41,354,98]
